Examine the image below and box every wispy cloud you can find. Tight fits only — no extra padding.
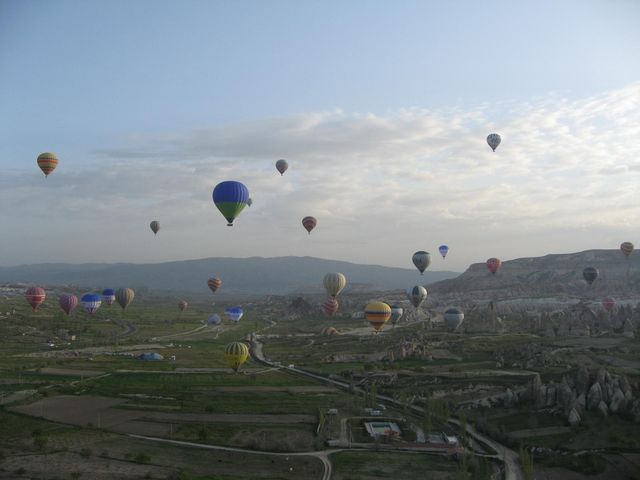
[2,83,639,269]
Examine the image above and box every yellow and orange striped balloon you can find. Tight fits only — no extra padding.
[364,301,391,333]
[37,152,58,177]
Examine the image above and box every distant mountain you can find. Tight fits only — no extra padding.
[429,249,640,298]
[0,256,459,295]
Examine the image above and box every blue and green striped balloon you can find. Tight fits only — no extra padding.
[212,181,249,226]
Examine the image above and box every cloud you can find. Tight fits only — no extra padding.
[2,83,640,269]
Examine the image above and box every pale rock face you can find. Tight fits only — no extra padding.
[546,385,557,407]
[568,408,581,426]
[536,385,548,408]
[530,373,542,400]
[587,382,603,411]
[598,400,609,417]
[609,388,627,414]
[575,393,586,413]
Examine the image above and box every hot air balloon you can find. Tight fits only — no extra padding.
[412,251,431,275]
[59,294,78,315]
[407,286,428,309]
[389,305,404,325]
[25,287,46,311]
[37,152,58,177]
[487,133,501,152]
[208,314,222,325]
[438,245,449,259]
[364,301,391,333]
[322,297,339,316]
[150,221,160,235]
[224,342,249,372]
[207,277,222,294]
[583,267,598,285]
[212,181,249,226]
[323,273,346,298]
[81,293,102,314]
[275,159,288,176]
[443,307,464,331]
[225,307,244,323]
[178,300,188,312]
[302,216,317,234]
[620,242,634,258]
[602,297,616,311]
[102,288,116,306]
[486,258,501,275]
[115,288,135,310]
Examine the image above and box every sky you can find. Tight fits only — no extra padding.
[1,0,639,271]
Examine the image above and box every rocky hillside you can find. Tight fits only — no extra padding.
[428,249,640,299]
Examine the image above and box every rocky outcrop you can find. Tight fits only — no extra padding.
[587,382,603,411]
[568,408,581,426]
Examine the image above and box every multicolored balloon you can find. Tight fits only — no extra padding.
[364,301,391,333]
[150,221,160,235]
[412,251,431,275]
[207,277,222,294]
[583,267,598,285]
[212,181,250,226]
[178,300,188,312]
[438,245,449,259]
[443,307,464,331]
[102,288,116,306]
[59,294,78,315]
[389,305,404,325]
[115,288,135,310]
[620,242,634,258]
[323,273,346,298]
[302,216,317,234]
[225,307,244,323]
[486,258,502,275]
[275,159,288,176]
[26,287,46,311]
[602,297,616,311]
[487,133,501,152]
[407,286,428,309]
[225,342,249,372]
[208,314,222,325]
[322,297,339,316]
[81,293,102,314]
[37,152,58,177]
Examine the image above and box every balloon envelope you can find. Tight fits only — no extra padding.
[25,287,46,311]
[207,278,222,294]
[389,305,404,325]
[323,297,339,316]
[225,307,244,322]
[225,342,249,372]
[583,267,598,285]
[443,307,464,331]
[178,300,188,312]
[59,294,78,315]
[37,152,58,177]
[323,273,346,298]
[407,286,428,309]
[364,301,392,332]
[602,297,616,311]
[412,251,431,275]
[150,221,160,235]
[486,258,502,274]
[302,216,317,234]
[81,293,102,314]
[487,133,501,152]
[208,314,222,325]
[212,181,249,226]
[102,289,116,306]
[620,242,634,257]
[438,245,449,259]
[115,288,135,310]
[275,159,288,175]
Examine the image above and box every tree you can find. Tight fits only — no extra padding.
[519,446,534,480]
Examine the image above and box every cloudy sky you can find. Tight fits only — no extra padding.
[1,0,639,271]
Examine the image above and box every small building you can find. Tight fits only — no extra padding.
[364,421,401,439]
[327,408,338,416]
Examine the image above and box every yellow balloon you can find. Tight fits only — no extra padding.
[364,301,392,333]
[224,342,249,372]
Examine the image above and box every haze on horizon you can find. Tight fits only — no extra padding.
[1,0,639,271]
